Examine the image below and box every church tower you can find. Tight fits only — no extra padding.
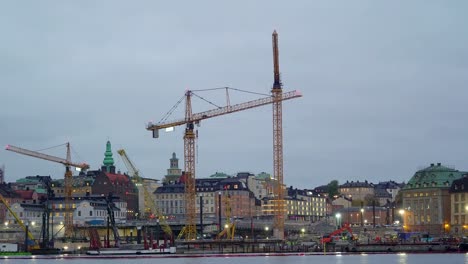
[102,140,116,173]
[163,152,182,183]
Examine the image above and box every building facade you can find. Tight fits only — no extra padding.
[449,176,468,235]
[339,180,375,202]
[401,163,465,234]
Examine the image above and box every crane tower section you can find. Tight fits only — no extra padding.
[272,30,286,240]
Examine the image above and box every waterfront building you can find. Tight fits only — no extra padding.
[74,198,127,226]
[90,141,139,219]
[339,180,375,202]
[51,174,94,198]
[217,177,256,220]
[313,185,330,197]
[373,188,392,206]
[237,172,270,200]
[401,163,466,234]
[374,181,405,202]
[286,187,326,222]
[0,184,21,222]
[154,174,260,229]
[3,195,127,239]
[449,175,468,235]
[155,181,185,219]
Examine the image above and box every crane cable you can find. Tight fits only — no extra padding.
[158,94,186,124]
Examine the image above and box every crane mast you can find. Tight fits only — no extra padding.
[271,30,285,239]
[5,143,89,238]
[182,91,198,240]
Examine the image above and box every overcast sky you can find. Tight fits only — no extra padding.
[1,1,468,188]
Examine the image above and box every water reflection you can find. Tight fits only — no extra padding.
[1,254,467,264]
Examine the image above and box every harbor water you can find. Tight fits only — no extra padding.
[2,253,468,264]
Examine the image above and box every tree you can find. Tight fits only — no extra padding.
[364,194,380,206]
[327,180,340,198]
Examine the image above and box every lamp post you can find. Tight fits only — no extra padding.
[24,221,29,252]
[199,194,203,239]
[218,191,222,234]
[156,218,160,246]
[265,226,269,239]
[399,209,405,231]
[360,208,364,227]
[335,213,341,229]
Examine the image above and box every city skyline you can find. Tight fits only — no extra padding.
[1,1,468,188]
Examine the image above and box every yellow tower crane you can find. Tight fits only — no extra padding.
[5,143,89,238]
[146,31,300,241]
[116,149,173,238]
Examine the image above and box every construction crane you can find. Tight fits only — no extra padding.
[5,143,89,238]
[271,30,286,239]
[117,149,173,239]
[0,193,38,250]
[216,187,235,240]
[146,31,301,241]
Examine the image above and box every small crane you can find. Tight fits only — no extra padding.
[6,143,89,238]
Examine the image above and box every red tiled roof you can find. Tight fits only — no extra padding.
[105,173,130,183]
[15,190,34,199]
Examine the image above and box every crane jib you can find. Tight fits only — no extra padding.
[146,90,302,132]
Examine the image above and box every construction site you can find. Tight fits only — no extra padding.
[0,31,327,255]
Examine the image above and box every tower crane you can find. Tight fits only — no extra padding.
[271,30,286,239]
[146,30,301,241]
[0,193,38,250]
[5,143,89,238]
[116,149,173,238]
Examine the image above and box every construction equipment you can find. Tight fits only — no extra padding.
[320,224,355,244]
[5,143,89,238]
[105,192,121,248]
[216,186,236,240]
[146,31,300,241]
[117,149,173,238]
[271,30,286,240]
[0,193,38,250]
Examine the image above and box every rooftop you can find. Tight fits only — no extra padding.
[404,163,466,190]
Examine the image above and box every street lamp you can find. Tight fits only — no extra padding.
[301,228,305,237]
[265,226,269,239]
[24,221,29,252]
[360,208,364,227]
[399,209,405,230]
[335,213,341,228]
[218,191,222,234]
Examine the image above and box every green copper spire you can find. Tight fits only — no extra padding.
[103,141,114,170]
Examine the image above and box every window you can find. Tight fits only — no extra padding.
[90,211,93,216]
[78,211,81,216]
